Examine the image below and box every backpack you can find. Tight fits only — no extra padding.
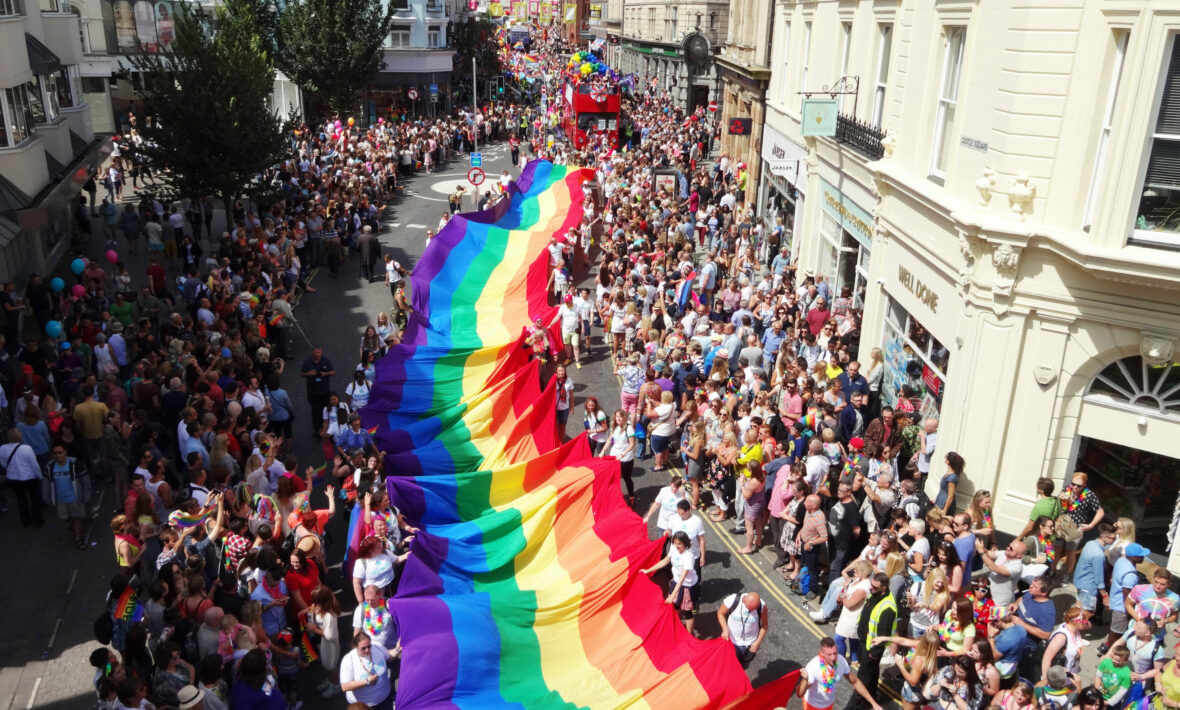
[725,592,762,629]
[898,490,932,521]
[93,608,114,645]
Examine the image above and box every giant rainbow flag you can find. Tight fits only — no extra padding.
[361,161,797,709]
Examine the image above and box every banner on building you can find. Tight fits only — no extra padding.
[514,1,527,19]
[564,2,576,22]
[528,0,539,15]
[589,3,601,19]
[539,2,551,23]
[801,98,839,137]
[489,0,502,15]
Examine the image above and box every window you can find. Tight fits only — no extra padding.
[872,24,893,128]
[391,0,408,9]
[781,22,790,99]
[1134,37,1180,243]
[800,22,811,100]
[389,29,410,48]
[647,8,655,39]
[1082,32,1128,230]
[669,6,677,41]
[0,84,36,148]
[38,74,60,121]
[427,27,441,47]
[1088,355,1180,418]
[426,0,443,11]
[839,23,852,111]
[930,27,966,180]
[0,0,22,15]
[25,80,45,124]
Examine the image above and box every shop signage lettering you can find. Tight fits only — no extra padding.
[819,178,874,247]
[897,265,939,314]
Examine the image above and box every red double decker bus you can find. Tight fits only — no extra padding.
[561,79,620,150]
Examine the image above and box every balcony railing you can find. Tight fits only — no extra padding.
[835,113,885,161]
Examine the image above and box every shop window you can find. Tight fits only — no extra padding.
[1087,355,1180,418]
[1075,437,1180,549]
[880,294,950,417]
[1134,37,1180,245]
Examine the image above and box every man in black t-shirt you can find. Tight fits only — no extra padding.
[826,482,861,590]
[301,347,335,436]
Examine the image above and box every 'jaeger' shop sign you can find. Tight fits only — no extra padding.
[897,265,939,314]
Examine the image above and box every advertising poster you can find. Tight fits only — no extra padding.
[155,1,174,50]
[133,0,158,52]
[488,1,502,16]
[539,2,551,23]
[113,0,137,51]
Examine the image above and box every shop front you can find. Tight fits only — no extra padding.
[1070,353,1180,553]
[815,177,874,313]
[870,241,959,425]
[758,123,807,257]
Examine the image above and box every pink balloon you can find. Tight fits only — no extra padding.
[334,120,342,129]
[72,284,85,298]
[105,249,119,264]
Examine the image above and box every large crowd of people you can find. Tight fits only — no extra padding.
[0,20,1174,710]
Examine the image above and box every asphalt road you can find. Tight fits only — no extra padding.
[0,136,879,710]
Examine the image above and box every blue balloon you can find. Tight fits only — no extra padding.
[70,258,85,275]
[45,320,62,338]
[50,277,64,292]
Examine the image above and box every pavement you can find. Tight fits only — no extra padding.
[0,133,1113,710]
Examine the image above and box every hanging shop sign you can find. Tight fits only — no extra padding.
[801,98,838,138]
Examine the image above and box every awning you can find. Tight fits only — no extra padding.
[25,33,62,75]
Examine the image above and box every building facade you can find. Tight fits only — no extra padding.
[613,0,726,110]
[763,0,1180,569]
[715,0,774,213]
[0,0,105,286]
[369,0,456,118]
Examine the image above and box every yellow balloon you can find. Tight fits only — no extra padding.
[580,64,592,75]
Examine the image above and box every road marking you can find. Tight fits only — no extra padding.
[46,618,62,650]
[701,512,903,704]
[390,223,402,228]
[26,677,41,709]
[65,569,77,596]
[406,224,427,229]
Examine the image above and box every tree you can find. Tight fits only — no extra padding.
[129,0,289,224]
[275,0,397,115]
[452,18,503,80]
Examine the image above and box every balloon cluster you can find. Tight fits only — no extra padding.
[566,51,618,84]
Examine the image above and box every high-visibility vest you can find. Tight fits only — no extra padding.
[864,594,898,648]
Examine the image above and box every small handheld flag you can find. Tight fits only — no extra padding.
[114,586,144,623]
[312,463,327,479]
[367,426,379,435]
[167,509,212,530]
[268,313,284,327]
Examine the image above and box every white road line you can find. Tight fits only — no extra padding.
[406,224,427,228]
[65,569,77,596]
[389,223,402,228]
[26,676,41,709]
[46,618,62,650]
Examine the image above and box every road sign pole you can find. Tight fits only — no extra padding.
[472,57,478,154]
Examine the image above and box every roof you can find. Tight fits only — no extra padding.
[0,173,31,215]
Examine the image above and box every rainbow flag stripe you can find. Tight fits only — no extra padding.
[361,161,789,709]
[114,585,144,623]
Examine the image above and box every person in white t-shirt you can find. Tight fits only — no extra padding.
[716,591,768,666]
[608,410,637,504]
[643,476,688,536]
[669,500,706,568]
[558,295,582,369]
[640,531,700,635]
[797,637,882,710]
[339,630,400,708]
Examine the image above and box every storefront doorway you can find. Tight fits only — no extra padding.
[1074,354,1180,553]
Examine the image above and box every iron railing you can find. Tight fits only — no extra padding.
[835,112,885,161]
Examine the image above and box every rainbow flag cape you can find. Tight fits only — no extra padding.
[114,585,144,623]
[361,161,786,709]
[298,622,319,663]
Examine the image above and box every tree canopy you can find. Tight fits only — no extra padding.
[275,0,397,115]
[128,0,289,214]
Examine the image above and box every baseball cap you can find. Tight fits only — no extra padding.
[848,437,864,450]
[1125,543,1151,558]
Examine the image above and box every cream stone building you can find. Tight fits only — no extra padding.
[715,0,774,208]
[614,0,727,110]
[762,0,1180,568]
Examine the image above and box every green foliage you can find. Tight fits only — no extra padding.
[275,0,397,115]
[452,18,503,79]
[128,1,289,214]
